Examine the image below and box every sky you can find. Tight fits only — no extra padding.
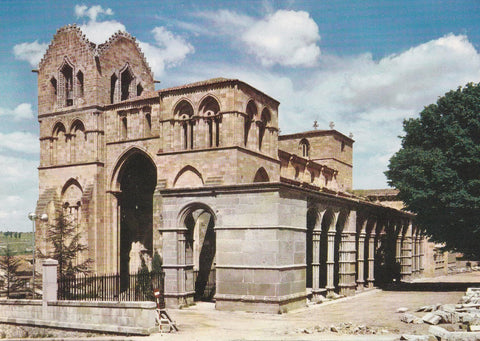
[1,0,480,231]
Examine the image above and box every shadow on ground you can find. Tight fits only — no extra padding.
[381,281,480,292]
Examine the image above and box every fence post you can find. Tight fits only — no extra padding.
[42,258,58,307]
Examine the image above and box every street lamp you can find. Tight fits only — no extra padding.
[28,212,48,298]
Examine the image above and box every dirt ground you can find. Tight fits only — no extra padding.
[140,271,480,341]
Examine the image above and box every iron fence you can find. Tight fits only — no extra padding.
[58,271,164,306]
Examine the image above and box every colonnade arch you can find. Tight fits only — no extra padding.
[306,203,419,297]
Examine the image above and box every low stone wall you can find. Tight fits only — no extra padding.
[0,299,157,335]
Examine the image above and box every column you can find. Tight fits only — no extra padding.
[326,230,336,293]
[357,231,366,289]
[367,232,375,288]
[401,228,413,280]
[419,236,425,274]
[339,231,357,296]
[312,230,321,294]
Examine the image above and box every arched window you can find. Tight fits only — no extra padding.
[199,96,220,148]
[137,83,143,96]
[245,101,257,147]
[60,62,73,107]
[300,138,310,158]
[174,100,195,150]
[121,117,128,140]
[76,71,84,98]
[110,74,117,104]
[50,77,57,108]
[120,67,134,101]
[259,108,271,151]
[145,112,152,136]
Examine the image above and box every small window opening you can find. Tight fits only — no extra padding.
[183,123,188,149]
[341,141,345,152]
[77,71,84,98]
[145,113,152,136]
[121,70,133,101]
[208,120,213,147]
[61,64,73,106]
[137,83,143,96]
[215,120,220,147]
[110,74,117,104]
[50,77,57,103]
[121,117,127,139]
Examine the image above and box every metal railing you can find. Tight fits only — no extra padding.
[58,271,164,306]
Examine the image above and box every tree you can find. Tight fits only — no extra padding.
[386,83,480,258]
[41,210,91,279]
[0,244,25,298]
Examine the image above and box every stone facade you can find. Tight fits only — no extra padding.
[34,25,425,313]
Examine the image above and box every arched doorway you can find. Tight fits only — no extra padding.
[182,204,216,301]
[118,152,156,289]
[334,211,348,291]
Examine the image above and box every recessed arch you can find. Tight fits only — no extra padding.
[259,108,271,150]
[173,165,204,188]
[244,100,257,146]
[110,147,156,192]
[114,149,157,290]
[173,99,195,119]
[198,95,220,116]
[178,202,216,301]
[253,167,269,183]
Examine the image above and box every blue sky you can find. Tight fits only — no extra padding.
[2,0,480,231]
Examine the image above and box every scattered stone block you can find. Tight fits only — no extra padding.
[401,313,417,323]
[422,312,441,325]
[468,324,480,332]
[400,335,430,341]
[397,307,409,313]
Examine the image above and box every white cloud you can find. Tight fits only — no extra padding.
[75,4,113,21]
[0,131,39,154]
[139,27,194,78]
[242,10,320,67]
[13,41,48,67]
[194,9,320,67]
[75,4,125,44]
[0,103,34,120]
[79,20,126,44]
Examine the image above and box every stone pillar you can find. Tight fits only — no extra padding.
[42,259,58,307]
[419,236,425,273]
[413,235,419,276]
[339,231,356,296]
[312,230,321,295]
[367,233,375,288]
[401,230,413,280]
[357,231,366,289]
[326,230,336,293]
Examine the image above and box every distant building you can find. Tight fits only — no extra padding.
[33,25,425,313]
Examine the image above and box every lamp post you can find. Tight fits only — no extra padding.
[28,212,48,298]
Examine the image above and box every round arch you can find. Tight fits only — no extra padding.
[178,202,217,301]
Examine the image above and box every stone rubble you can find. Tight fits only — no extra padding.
[399,287,480,340]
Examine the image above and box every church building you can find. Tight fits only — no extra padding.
[34,25,424,313]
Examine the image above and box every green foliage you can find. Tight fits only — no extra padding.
[386,83,480,258]
[152,252,162,273]
[0,244,26,298]
[42,210,91,279]
[136,257,154,300]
